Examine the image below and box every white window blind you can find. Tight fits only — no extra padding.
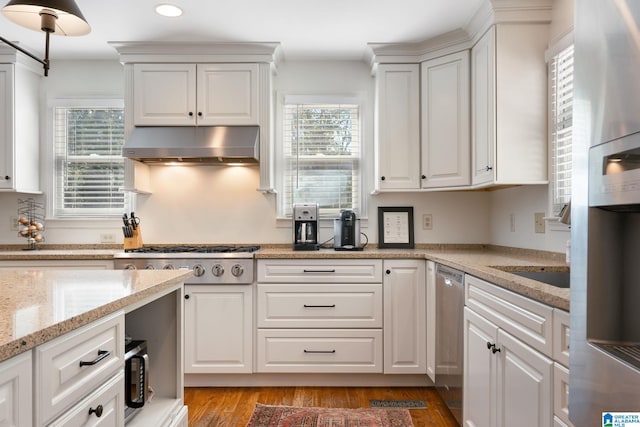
[53,106,126,217]
[550,44,574,215]
[280,99,362,217]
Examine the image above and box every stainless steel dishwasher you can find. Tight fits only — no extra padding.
[434,264,464,425]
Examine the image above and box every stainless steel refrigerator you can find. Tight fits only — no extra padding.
[572,1,640,425]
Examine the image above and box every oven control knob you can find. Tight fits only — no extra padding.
[231,264,244,277]
[211,264,225,277]
[124,264,136,270]
[144,264,155,270]
[193,264,206,277]
[163,264,175,270]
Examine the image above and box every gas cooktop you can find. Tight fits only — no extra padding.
[122,245,260,254]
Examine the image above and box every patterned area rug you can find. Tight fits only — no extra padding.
[246,403,414,427]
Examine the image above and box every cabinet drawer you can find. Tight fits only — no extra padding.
[257,284,382,328]
[465,275,553,357]
[35,312,125,425]
[256,329,382,373]
[257,259,383,283]
[49,372,124,427]
[553,308,570,367]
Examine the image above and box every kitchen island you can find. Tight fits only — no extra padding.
[0,268,192,426]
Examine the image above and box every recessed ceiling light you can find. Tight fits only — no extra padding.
[155,4,183,17]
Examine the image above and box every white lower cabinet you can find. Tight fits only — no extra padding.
[0,351,32,427]
[184,285,253,373]
[464,306,553,427]
[256,259,383,374]
[383,260,426,374]
[48,372,124,427]
[35,312,125,426]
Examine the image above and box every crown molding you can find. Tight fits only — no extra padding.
[109,41,282,66]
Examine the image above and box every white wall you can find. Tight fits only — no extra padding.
[0,59,566,252]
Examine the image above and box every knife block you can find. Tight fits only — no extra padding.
[123,225,143,251]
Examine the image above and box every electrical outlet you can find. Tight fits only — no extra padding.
[100,233,116,243]
[10,216,18,231]
[422,214,433,230]
[534,212,545,234]
[510,213,515,232]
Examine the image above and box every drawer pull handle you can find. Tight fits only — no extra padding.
[304,349,336,354]
[304,304,336,308]
[79,350,110,367]
[89,405,104,418]
[303,269,336,273]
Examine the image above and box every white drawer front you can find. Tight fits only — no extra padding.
[257,284,383,328]
[257,259,383,283]
[36,312,125,425]
[553,308,570,367]
[256,329,382,373]
[49,372,124,427]
[553,363,574,427]
[465,275,553,357]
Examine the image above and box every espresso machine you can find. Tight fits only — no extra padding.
[293,203,319,251]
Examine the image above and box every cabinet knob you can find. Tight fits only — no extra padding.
[3,176,9,180]
[89,405,104,418]
[421,175,426,180]
[188,112,194,117]
[492,346,501,354]
[385,269,391,275]
[381,176,386,181]
[486,166,493,172]
[198,112,203,117]
[184,294,190,300]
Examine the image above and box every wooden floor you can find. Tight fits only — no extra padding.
[184,386,459,426]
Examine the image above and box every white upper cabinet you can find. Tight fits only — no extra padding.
[421,51,471,188]
[471,24,549,187]
[0,60,40,193]
[374,64,421,191]
[133,63,259,126]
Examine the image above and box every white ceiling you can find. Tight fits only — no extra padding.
[1,0,485,62]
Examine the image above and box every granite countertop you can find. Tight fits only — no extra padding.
[0,243,570,311]
[0,269,192,363]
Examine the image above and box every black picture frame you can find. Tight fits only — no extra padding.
[377,207,415,249]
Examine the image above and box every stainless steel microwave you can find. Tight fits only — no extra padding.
[589,131,640,209]
[124,340,149,421]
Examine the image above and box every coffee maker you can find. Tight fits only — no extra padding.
[293,203,319,251]
[334,210,362,250]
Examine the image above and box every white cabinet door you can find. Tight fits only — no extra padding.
[133,64,197,126]
[463,306,497,427]
[471,27,496,186]
[0,62,40,193]
[197,63,259,125]
[184,285,253,373]
[383,260,426,373]
[498,329,553,427]
[374,64,421,190]
[421,51,471,188]
[471,24,548,187]
[0,351,32,427]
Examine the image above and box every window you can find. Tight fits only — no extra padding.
[52,101,127,218]
[278,96,362,218]
[550,44,574,215]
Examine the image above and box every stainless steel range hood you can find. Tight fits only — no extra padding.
[122,126,259,165]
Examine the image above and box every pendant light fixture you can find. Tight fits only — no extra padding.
[0,0,91,76]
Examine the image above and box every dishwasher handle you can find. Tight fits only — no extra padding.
[435,264,464,285]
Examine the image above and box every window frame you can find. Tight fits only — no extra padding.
[275,94,366,223]
[546,33,573,232]
[45,98,132,221]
